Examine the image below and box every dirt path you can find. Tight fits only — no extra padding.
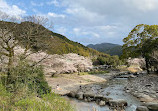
[45,73,112,95]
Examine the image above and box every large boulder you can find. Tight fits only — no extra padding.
[136,106,149,111]
[144,102,158,111]
[109,99,128,107]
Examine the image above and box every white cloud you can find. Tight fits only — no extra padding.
[56,27,67,35]
[72,27,100,38]
[47,0,60,6]
[48,12,65,18]
[96,25,117,30]
[55,0,158,44]
[0,0,26,19]
[73,28,81,36]
[65,7,106,26]
[62,0,158,24]
[124,0,158,11]
[31,1,44,7]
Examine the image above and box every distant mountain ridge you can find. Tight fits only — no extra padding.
[87,43,122,56]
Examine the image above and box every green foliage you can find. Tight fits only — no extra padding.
[88,70,109,74]
[95,55,122,66]
[14,93,74,111]
[97,56,107,65]
[122,24,158,58]
[76,70,109,75]
[0,61,73,111]
[0,82,73,111]
[0,83,12,111]
[6,61,51,96]
[122,24,158,73]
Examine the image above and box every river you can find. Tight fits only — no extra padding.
[65,76,142,111]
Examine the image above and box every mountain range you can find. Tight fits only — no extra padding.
[87,43,122,56]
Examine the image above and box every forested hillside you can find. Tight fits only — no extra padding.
[13,21,101,57]
[87,43,122,56]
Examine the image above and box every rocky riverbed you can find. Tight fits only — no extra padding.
[126,73,158,103]
[67,76,141,111]
[46,71,158,111]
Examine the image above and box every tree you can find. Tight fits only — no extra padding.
[16,15,53,58]
[122,24,158,73]
[0,13,53,83]
[0,18,18,75]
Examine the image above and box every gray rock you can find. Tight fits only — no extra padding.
[84,93,95,98]
[87,97,93,102]
[84,97,88,102]
[67,91,76,98]
[145,102,158,111]
[95,95,104,100]
[126,89,130,93]
[129,75,137,78]
[136,106,149,111]
[109,99,128,107]
[76,92,83,100]
[96,99,101,104]
[106,92,110,96]
[99,100,106,106]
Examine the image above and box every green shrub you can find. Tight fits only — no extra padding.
[95,55,123,67]
[0,61,74,111]
[7,61,51,96]
[0,83,12,111]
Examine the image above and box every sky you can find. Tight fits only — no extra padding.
[0,0,158,45]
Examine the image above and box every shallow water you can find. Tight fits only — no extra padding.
[65,77,142,111]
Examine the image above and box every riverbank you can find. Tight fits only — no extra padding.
[46,71,140,110]
[46,72,115,95]
[46,71,158,111]
[126,73,158,103]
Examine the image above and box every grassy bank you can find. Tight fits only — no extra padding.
[76,70,109,76]
[0,83,74,111]
[0,61,74,111]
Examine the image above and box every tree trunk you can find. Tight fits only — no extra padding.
[145,57,150,74]
[7,49,14,84]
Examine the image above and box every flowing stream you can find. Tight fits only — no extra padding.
[65,76,142,111]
